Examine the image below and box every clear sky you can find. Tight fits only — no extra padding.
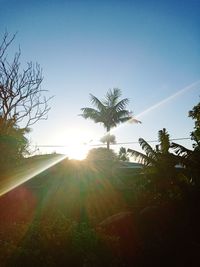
[0,0,200,159]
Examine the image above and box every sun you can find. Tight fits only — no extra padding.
[56,128,93,160]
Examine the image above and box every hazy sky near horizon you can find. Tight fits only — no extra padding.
[0,0,200,159]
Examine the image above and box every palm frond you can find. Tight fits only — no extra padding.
[127,148,153,165]
[158,128,170,153]
[117,116,132,123]
[107,110,131,127]
[80,107,101,122]
[171,142,192,158]
[139,138,157,160]
[104,88,122,106]
[114,98,129,111]
[90,94,105,111]
[115,109,131,118]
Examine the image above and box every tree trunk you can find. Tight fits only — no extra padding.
[106,127,110,150]
[107,140,110,150]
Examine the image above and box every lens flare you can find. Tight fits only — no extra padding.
[1,81,199,197]
[109,80,200,135]
[0,154,67,197]
[135,80,200,120]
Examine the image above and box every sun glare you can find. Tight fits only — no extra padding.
[57,128,93,160]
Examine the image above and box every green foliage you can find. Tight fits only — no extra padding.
[128,128,177,168]
[158,128,170,153]
[100,133,116,145]
[86,147,118,161]
[0,117,29,173]
[0,33,51,176]
[189,100,200,148]
[0,155,200,266]
[171,141,200,187]
[128,128,189,202]
[1,219,116,267]
[68,222,114,266]
[118,147,129,161]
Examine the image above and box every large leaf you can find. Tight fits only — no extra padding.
[90,94,106,111]
[117,116,132,124]
[104,88,122,107]
[138,138,157,161]
[115,109,131,119]
[114,98,129,111]
[80,107,101,122]
[127,148,153,166]
[171,142,191,158]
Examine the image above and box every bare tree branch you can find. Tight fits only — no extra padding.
[0,32,52,128]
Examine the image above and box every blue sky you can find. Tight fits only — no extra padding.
[0,0,200,159]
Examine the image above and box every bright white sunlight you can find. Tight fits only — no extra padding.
[58,128,93,160]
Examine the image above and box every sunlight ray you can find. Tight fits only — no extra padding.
[106,80,200,136]
[0,154,67,197]
[1,81,199,197]
[135,80,200,120]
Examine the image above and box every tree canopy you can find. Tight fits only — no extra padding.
[0,33,52,173]
[189,100,200,149]
[80,88,132,149]
[0,32,52,128]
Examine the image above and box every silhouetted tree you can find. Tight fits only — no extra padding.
[118,147,129,161]
[0,32,52,173]
[171,141,200,187]
[100,134,116,146]
[168,101,200,187]
[80,88,131,149]
[128,129,184,200]
[189,100,200,149]
[0,116,29,173]
[157,128,170,153]
[128,128,175,167]
[86,147,117,161]
[0,32,52,128]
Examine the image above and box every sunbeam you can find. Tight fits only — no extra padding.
[0,154,67,197]
[1,80,199,197]
[109,80,200,135]
[135,80,200,120]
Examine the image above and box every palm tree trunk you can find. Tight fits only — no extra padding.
[107,140,110,150]
[106,127,110,150]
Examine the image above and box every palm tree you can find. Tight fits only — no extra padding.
[127,129,182,197]
[80,88,131,149]
[171,142,200,187]
[118,147,130,162]
[100,134,116,145]
[128,128,175,167]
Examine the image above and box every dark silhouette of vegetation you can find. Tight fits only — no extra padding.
[1,150,199,266]
[128,128,178,168]
[86,147,117,161]
[80,88,131,149]
[0,33,52,128]
[0,33,52,175]
[0,116,29,173]
[189,100,200,148]
[100,133,116,146]
[0,41,200,266]
[127,128,191,202]
[171,141,200,187]
[170,101,200,188]
[118,147,130,161]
